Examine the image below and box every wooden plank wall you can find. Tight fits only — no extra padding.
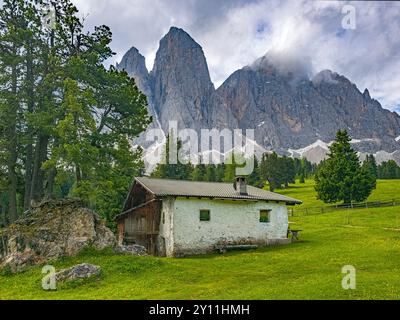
[123,200,162,255]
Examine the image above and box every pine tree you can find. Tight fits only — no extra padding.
[0,0,29,221]
[362,154,378,179]
[260,152,286,191]
[282,156,296,187]
[299,171,306,183]
[204,164,216,182]
[377,160,400,179]
[191,164,206,181]
[300,157,313,178]
[247,156,261,187]
[315,130,376,203]
[223,152,237,182]
[215,163,225,182]
[151,134,192,180]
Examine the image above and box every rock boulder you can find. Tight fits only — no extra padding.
[114,244,147,256]
[0,199,116,273]
[55,263,101,282]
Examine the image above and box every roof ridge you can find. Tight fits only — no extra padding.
[137,176,235,185]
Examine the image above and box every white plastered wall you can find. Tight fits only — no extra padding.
[159,197,289,257]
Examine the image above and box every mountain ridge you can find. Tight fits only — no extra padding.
[117,26,400,165]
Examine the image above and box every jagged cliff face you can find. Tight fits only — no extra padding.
[117,27,214,146]
[151,27,214,132]
[116,46,159,140]
[117,47,152,98]
[211,65,400,153]
[117,27,400,163]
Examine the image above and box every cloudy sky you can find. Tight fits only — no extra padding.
[5,0,400,112]
[70,0,400,112]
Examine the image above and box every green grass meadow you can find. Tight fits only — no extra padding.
[1,180,400,300]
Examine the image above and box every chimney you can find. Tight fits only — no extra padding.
[234,176,248,195]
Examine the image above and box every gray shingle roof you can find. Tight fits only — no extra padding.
[134,177,302,205]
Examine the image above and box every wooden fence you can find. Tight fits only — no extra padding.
[288,199,400,217]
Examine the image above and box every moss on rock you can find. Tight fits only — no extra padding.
[0,199,116,273]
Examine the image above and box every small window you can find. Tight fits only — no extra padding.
[260,210,271,223]
[200,209,210,221]
[162,211,165,224]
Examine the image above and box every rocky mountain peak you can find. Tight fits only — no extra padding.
[117,46,151,97]
[312,70,339,85]
[166,26,196,39]
[150,26,214,130]
[118,47,148,76]
[251,51,311,83]
[163,27,200,45]
[363,88,371,100]
[152,26,209,73]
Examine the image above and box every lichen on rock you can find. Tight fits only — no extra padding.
[0,199,116,273]
[55,263,101,282]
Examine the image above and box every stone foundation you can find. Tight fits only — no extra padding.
[171,237,292,257]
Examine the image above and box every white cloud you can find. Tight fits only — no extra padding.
[32,0,400,111]
[1,0,396,110]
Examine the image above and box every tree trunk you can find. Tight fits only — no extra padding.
[23,142,34,209]
[7,153,18,222]
[7,62,18,222]
[46,167,56,199]
[76,165,82,184]
[1,197,7,227]
[23,45,35,211]
[45,131,60,199]
[268,179,275,192]
[30,134,48,203]
[29,30,54,204]
[46,138,58,200]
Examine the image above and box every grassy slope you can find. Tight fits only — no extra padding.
[276,179,400,209]
[1,180,400,300]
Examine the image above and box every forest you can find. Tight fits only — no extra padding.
[0,0,151,227]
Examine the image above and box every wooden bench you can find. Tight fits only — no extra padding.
[215,244,258,253]
[287,229,302,241]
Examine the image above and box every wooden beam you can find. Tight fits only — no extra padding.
[115,199,161,220]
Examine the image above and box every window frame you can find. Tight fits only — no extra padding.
[259,209,271,223]
[199,209,211,222]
